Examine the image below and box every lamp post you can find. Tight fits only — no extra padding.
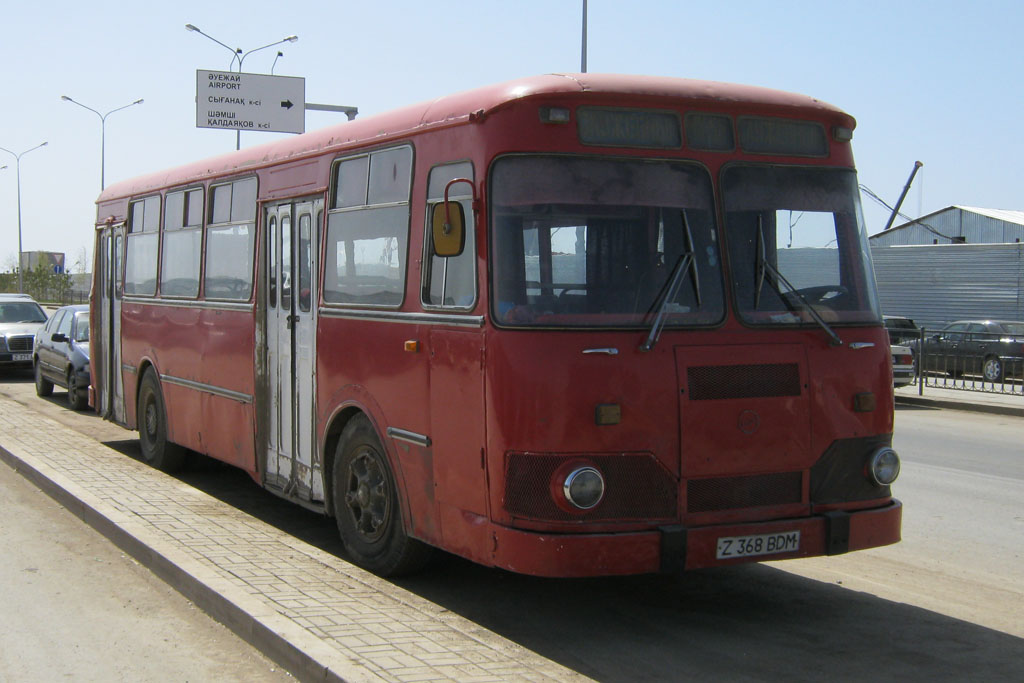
[185,23,241,70]
[238,35,298,72]
[0,142,48,294]
[60,96,144,190]
[581,0,588,73]
[185,24,298,150]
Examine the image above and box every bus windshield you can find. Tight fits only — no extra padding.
[490,156,724,327]
[723,165,881,327]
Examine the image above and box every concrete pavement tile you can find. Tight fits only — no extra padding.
[0,394,585,682]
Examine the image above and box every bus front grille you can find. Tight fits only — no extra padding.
[687,363,801,400]
[504,452,677,523]
[687,472,803,512]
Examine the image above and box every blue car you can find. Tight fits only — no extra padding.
[33,304,90,410]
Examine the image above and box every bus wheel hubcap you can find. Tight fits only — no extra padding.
[345,451,388,541]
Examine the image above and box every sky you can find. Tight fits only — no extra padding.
[2,0,1022,273]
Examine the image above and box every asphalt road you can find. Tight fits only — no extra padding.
[0,439,292,681]
[1,372,1022,681]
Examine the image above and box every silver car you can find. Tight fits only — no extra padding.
[891,344,915,387]
[0,294,48,371]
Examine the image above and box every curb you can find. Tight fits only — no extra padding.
[0,394,583,683]
[894,394,1024,419]
[0,443,371,683]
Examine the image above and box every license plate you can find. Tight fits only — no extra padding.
[716,530,800,559]
[13,354,31,362]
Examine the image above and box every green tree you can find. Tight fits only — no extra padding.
[0,270,16,293]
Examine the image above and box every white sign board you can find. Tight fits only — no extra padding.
[196,70,305,135]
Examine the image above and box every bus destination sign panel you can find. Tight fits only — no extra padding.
[196,70,306,135]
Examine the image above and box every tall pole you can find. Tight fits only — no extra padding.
[883,161,924,231]
[581,0,588,73]
[0,142,48,293]
[16,161,22,291]
[61,96,144,190]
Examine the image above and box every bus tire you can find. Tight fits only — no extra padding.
[332,415,432,576]
[137,369,186,473]
[34,362,53,397]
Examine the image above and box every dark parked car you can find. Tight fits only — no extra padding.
[0,294,48,371]
[884,315,921,346]
[33,304,90,409]
[920,319,1024,382]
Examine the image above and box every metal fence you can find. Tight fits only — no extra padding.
[0,285,89,306]
[907,327,1024,397]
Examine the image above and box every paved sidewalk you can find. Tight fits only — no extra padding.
[0,395,585,683]
[894,383,1024,418]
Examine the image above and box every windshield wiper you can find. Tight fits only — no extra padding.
[755,215,843,346]
[640,210,701,352]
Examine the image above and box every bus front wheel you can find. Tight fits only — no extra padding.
[332,415,432,576]
[137,369,186,472]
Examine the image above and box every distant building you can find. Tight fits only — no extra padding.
[21,251,66,273]
[869,206,1024,246]
[868,207,1024,329]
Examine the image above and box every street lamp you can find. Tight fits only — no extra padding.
[185,23,241,70]
[237,35,298,72]
[185,24,297,74]
[0,142,48,294]
[61,96,144,190]
[185,24,298,150]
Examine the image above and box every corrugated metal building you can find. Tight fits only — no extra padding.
[866,207,1024,330]
[870,243,1024,330]
[869,206,1024,246]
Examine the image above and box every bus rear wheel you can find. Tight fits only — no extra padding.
[137,369,186,472]
[332,415,432,576]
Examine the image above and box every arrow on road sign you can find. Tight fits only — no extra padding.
[281,100,294,109]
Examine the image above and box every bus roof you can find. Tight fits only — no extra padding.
[99,73,853,203]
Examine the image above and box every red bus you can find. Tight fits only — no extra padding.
[91,74,901,577]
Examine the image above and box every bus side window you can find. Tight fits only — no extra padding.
[125,195,160,296]
[205,177,257,301]
[160,187,203,298]
[324,146,412,307]
[423,162,475,309]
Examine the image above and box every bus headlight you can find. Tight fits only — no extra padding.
[868,447,900,486]
[563,467,605,510]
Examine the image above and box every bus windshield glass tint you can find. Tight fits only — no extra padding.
[723,166,881,326]
[490,156,724,327]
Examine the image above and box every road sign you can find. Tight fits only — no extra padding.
[196,70,305,135]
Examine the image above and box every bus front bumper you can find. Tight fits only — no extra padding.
[489,500,902,577]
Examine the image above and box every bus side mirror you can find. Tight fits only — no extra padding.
[432,201,466,258]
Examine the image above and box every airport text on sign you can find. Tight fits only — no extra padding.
[195,70,305,134]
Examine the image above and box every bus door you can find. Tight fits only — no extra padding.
[263,199,322,502]
[96,223,126,423]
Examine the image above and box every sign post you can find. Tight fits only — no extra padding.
[196,70,305,137]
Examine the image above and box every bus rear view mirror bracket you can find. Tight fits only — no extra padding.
[432,178,476,258]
